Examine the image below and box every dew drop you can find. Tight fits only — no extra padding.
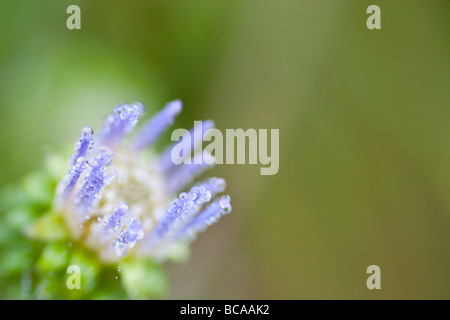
[81,127,94,136]
[215,178,226,192]
[219,196,232,214]
[222,205,232,214]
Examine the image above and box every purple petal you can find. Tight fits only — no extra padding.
[159,120,215,173]
[97,202,145,256]
[145,183,213,248]
[76,146,115,214]
[59,156,88,199]
[165,151,215,194]
[118,218,144,245]
[100,202,132,233]
[132,100,182,150]
[199,177,226,197]
[71,127,94,165]
[56,128,94,201]
[96,102,145,148]
[177,195,231,241]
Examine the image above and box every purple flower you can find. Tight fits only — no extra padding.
[55,101,232,262]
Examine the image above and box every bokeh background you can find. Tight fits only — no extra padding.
[1,0,450,299]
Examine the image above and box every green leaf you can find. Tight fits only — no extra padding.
[0,243,33,275]
[5,205,36,230]
[22,171,54,205]
[37,241,70,273]
[67,247,101,296]
[0,185,30,213]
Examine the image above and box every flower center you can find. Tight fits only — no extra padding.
[61,146,170,262]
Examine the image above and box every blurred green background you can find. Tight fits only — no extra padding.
[1,0,449,299]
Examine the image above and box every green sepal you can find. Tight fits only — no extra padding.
[120,258,168,299]
[26,211,70,241]
[166,242,191,264]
